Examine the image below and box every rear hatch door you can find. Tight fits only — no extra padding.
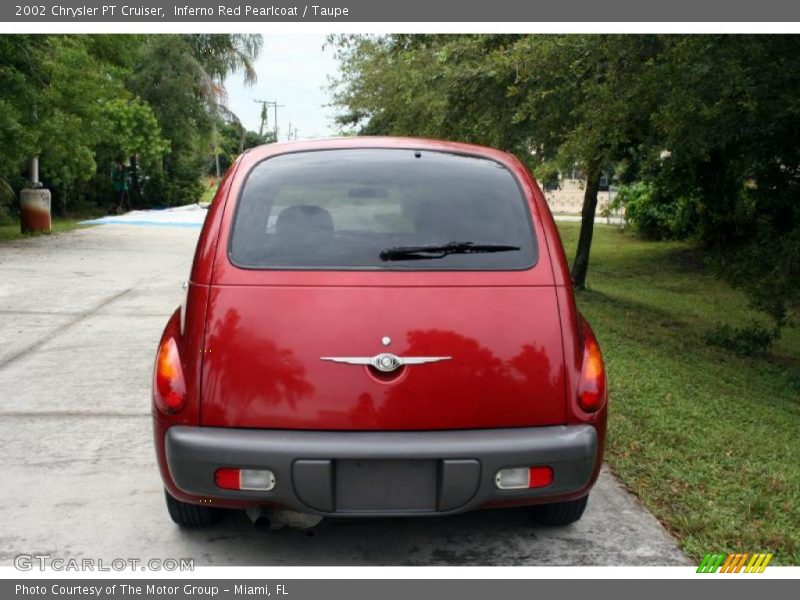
[200,284,566,430]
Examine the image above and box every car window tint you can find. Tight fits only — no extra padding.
[229,148,538,270]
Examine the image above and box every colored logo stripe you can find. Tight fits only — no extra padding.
[745,553,772,573]
[697,553,773,573]
[697,554,726,573]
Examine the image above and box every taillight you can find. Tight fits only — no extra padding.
[154,337,187,414]
[577,324,606,413]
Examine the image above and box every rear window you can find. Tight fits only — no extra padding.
[229,148,537,270]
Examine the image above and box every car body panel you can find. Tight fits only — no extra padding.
[165,424,598,516]
[199,284,566,430]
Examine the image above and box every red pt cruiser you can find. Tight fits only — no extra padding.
[153,137,607,528]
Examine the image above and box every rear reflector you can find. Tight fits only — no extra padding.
[214,468,276,491]
[528,466,554,488]
[495,466,554,490]
[214,468,239,490]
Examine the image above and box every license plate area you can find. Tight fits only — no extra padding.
[335,459,437,512]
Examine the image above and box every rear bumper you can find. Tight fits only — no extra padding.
[165,424,598,516]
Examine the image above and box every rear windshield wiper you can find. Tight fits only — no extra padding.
[379,241,521,261]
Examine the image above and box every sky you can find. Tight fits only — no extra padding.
[224,33,341,141]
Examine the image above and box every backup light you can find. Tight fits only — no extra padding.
[214,468,276,491]
[495,466,554,490]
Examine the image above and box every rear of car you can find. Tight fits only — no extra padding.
[153,138,607,527]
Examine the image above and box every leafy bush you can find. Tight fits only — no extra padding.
[712,224,800,331]
[142,169,203,207]
[0,178,16,222]
[705,323,778,356]
[613,182,697,240]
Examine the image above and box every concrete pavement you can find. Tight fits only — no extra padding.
[0,216,688,566]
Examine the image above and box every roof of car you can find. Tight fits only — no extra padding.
[242,136,516,164]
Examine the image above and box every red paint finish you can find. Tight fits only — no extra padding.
[152,137,608,511]
[190,156,241,285]
[199,285,566,430]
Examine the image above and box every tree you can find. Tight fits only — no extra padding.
[636,35,800,331]
[0,34,262,215]
[0,36,41,217]
[188,34,262,179]
[216,115,274,169]
[0,35,165,214]
[130,35,262,205]
[330,34,665,287]
[96,97,169,202]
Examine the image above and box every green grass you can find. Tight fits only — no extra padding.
[557,222,800,564]
[0,218,89,243]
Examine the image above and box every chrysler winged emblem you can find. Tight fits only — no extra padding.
[320,352,451,373]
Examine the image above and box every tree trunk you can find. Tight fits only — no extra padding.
[212,123,221,179]
[570,163,602,290]
[129,154,139,208]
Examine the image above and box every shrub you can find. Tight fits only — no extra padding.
[0,178,16,223]
[613,181,697,240]
[705,323,778,356]
[141,169,203,208]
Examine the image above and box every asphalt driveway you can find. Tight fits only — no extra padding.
[0,214,689,566]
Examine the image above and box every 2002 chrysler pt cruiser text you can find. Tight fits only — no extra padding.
[152,137,607,527]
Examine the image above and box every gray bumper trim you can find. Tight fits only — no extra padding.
[165,424,597,516]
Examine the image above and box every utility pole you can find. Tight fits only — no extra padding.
[272,102,281,141]
[253,100,268,138]
[253,99,284,142]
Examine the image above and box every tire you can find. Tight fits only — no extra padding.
[528,495,588,526]
[164,489,222,527]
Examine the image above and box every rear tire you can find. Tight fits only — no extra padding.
[164,489,221,527]
[528,495,588,526]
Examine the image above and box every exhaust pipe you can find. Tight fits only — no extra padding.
[246,507,322,530]
[245,507,271,528]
